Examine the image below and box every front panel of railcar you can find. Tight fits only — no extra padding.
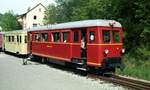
[86,26,124,71]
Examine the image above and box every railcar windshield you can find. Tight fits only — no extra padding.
[103,31,110,43]
[112,31,120,43]
[102,30,121,43]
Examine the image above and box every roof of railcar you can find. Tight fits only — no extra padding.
[28,19,122,32]
[3,30,27,34]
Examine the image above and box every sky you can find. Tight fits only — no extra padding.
[0,0,56,14]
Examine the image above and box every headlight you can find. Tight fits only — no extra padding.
[122,48,125,53]
[104,49,109,54]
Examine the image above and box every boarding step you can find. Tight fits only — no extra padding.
[76,62,84,65]
[76,67,87,71]
[72,57,87,65]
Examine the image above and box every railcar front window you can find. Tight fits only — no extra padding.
[103,31,110,43]
[112,31,120,43]
[42,33,48,42]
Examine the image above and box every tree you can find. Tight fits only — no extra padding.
[44,0,150,51]
[44,4,58,24]
[0,11,22,31]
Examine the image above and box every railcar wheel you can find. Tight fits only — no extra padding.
[111,68,116,73]
[41,58,47,64]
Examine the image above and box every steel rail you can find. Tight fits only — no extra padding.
[88,74,150,90]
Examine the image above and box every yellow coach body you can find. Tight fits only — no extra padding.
[3,30,28,55]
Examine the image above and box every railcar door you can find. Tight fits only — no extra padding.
[71,30,81,58]
[71,28,87,68]
[81,28,87,58]
[27,32,32,54]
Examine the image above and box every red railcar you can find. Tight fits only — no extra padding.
[28,20,125,73]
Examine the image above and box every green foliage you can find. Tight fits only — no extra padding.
[117,54,150,80]
[44,0,150,49]
[44,4,58,24]
[140,27,150,43]
[0,11,21,31]
[134,0,150,26]
[0,14,3,21]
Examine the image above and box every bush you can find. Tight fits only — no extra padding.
[117,52,150,81]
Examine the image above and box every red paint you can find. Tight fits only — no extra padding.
[28,26,123,68]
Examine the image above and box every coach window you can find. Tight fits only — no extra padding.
[12,36,14,42]
[103,31,110,43]
[62,32,69,43]
[8,36,11,42]
[25,35,27,43]
[20,36,22,43]
[112,31,120,43]
[17,35,19,42]
[6,36,8,42]
[89,32,95,43]
[52,32,60,42]
[42,33,48,42]
[73,32,79,43]
[34,33,40,41]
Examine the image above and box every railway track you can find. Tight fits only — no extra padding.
[38,61,150,90]
[88,74,150,90]
[21,59,150,90]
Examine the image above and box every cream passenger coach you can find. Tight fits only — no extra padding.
[3,30,28,55]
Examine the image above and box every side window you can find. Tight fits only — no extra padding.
[34,33,40,41]
[17,35,19,42]
[73,32,79,43]
[12,36,14,42]
[62,32,69,43]
[112,31,120,43]
[20,36,22,43]
[89,32,95,43]
[8,36,11,42]
[41,33,48,42]
[52,32,60,42]
[103,31,110,43]
[25,35,27,43]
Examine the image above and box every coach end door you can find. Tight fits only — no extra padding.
[27,33,32,54]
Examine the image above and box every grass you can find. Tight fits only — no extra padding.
[117,54,150,81]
